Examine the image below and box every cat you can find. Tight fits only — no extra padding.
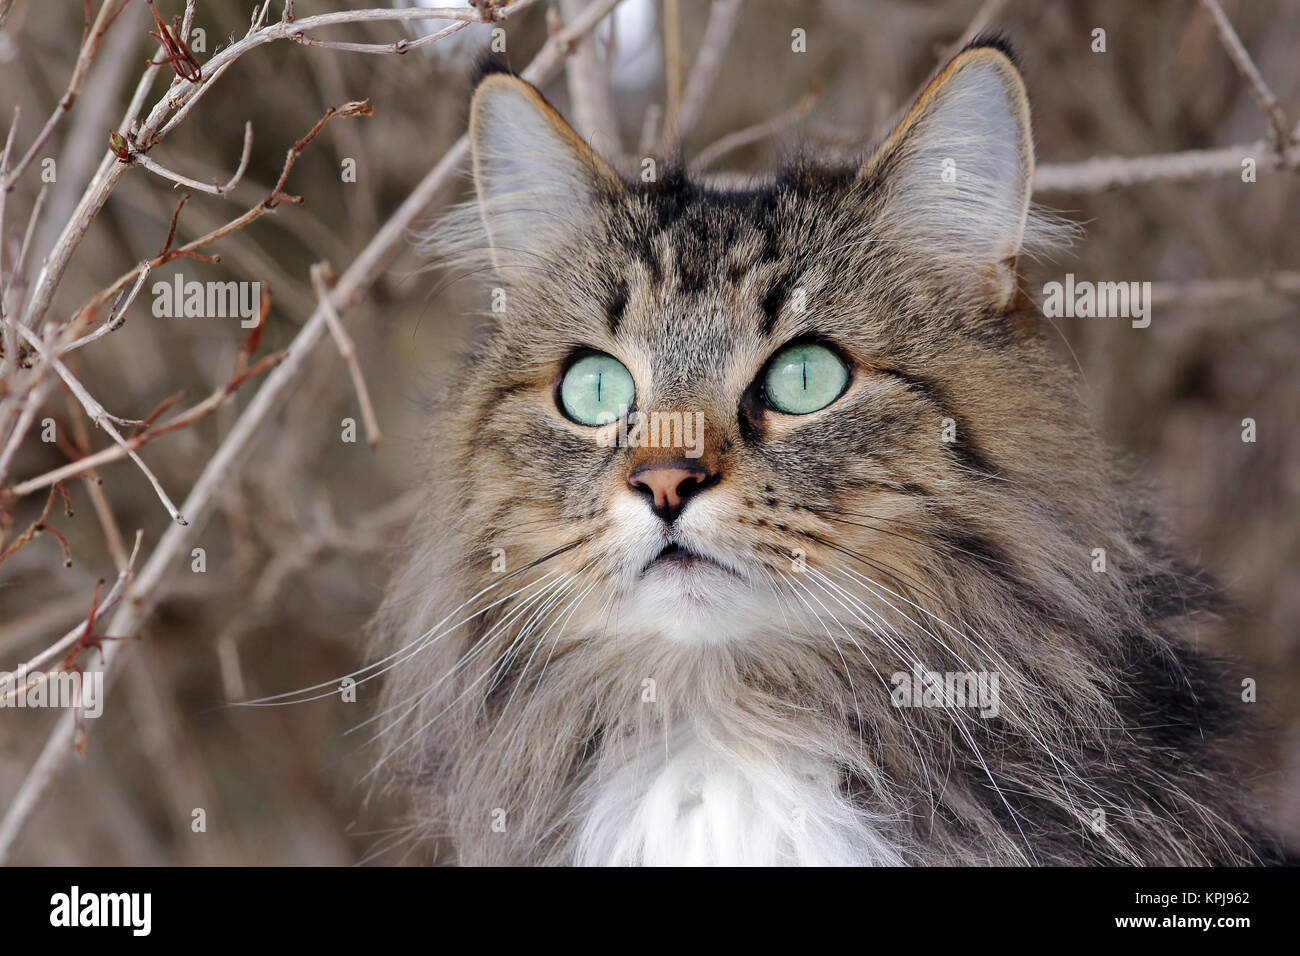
[369,38,1281,865]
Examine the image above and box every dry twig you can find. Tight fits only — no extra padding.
[1034,121,1300,193]
[1199,0,1293,161]
[311,262,382,451]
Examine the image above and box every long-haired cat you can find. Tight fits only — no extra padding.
[370,39,1280,865]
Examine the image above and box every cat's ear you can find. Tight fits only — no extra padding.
[860,42,1033,308]
[468,71,619,282]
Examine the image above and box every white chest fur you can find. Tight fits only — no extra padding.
[573,736,907,866]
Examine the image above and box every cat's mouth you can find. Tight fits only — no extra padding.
[634,541,748,617]
[642,543,739,578]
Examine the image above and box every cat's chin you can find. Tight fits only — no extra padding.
[618,551,772,645]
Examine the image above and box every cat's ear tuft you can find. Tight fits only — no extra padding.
[861,43,1033,308]
[469,54,517,87]
[468,73,618,282]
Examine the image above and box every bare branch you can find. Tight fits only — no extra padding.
[128,122,254,196]
[9,348,286,501]
[16,324,186,524]
[674,0,743,143]
[1033,122,1300,193]
[560,0,620,153]
[1,184,48,311]
[0,482,73,568]
[16,1,537,337]
[311,262,382,451]
[1199,0,1293,160]
[287,17,474,55]
[0,107,19,382]
[1150,270,1300,307]
[0,379,54,487]
[283,4,534,30]
[58,262,152,357]
[662,0,684,139]
[1,531,142,690]
[63,392,131,572]
[73,104,373,332]
[0,0,129,191]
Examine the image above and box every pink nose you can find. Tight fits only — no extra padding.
[628,462,714,523]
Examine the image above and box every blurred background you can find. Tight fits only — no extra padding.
[0,0,1296,864]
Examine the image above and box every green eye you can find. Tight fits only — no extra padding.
[764,342,849,415]
[559,353,636,426]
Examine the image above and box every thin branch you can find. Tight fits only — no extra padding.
[1033,121,1300,193]
[16,324,186,523]
[63,391,130,571]
[72,104,372,332]
[282,4,532,29]
[560,0,620,152]
[1199,0,1293,160]
[1,531,142,691]
[9,348,286,500]
[0,379,53,487]
[0,0,129,192]
[286,16,474,55]
[58,262,152,357]
[311,262,381,451]
[145,0,201,83]
[271,0,545,57]
[0,482,72,568]
[15,17,178,338]
[1,183,48,310]
[127,122,254,196]
[16,1,533,336]
[0,107,19,382]
[1149,270,1300,307]
[674,0,743,143]
[662,0,683,139]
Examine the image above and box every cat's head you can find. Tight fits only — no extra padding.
[432,41,1082,647]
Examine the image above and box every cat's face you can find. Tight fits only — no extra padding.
[442,47,1046,646]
